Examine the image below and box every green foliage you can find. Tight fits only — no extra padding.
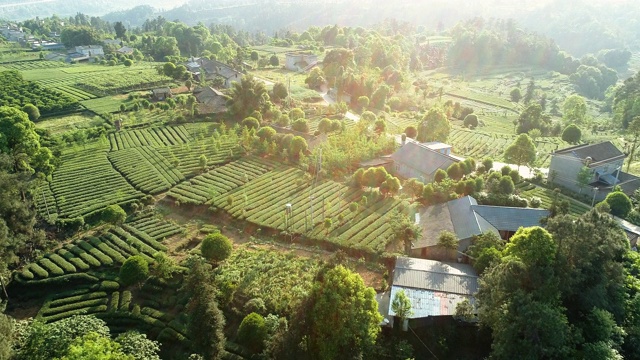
[510,87,522,102]
[391,289,413,320]
[291,118,310,133]
[305,67,326,90]
[200,233,232,262]
[115,331,161,360]
[241,117,260,130]
[152,252,176,281]
[184,256,226,360]
[561,124,582,144]
[404,125,417,139]
[446,162,463,181]
[307,265,382,360]
[227,76,269,120]
[59,332,133,360]
[119,255,149,286]
[0,313,13,360]
[437,230,458,250]
[60,26,101,47]
[504,133,536,168]
[466,232,505,274]
[605,191,632,218]
[0,106,54,174]
[237,312,267,354]
[562,95,587,124]
[463,113,479,129]
[516,103,552,135]
[417,107,450,143]
[101,205,126,226]
[22,103,40,121]
[272,82,288,102]
[434,168,447,182]
[498,175,515,195]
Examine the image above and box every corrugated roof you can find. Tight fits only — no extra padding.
[393,257,478,295]
[390,142,458,177]
[448,196,498,240]
[554,141,624,164]
[388,286,475,318]
[471,205,549,232]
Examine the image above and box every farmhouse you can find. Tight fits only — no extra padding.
[549,141,640,201]
[390,141,459,183]
[285,52,318,72]
[382,257,479,328]
[193,86,227,114]
[413,195,550,259]
[74,45,104,57]
[184,58,242,88]
[152,88,173,101]
[117,46,135,55]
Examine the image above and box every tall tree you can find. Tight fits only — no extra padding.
[184,256,226,360]
[562,95,587,124]
[625,116,640,172]
[504,134,536,169]
[114,22,127,40]
[226,76,269,120]
[417,107,450,143]
[307,265,382,360]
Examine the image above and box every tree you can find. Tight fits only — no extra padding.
[605,191,632,218]
[185,79,193,91]
[119,255,149,287]
[510,87,522,102]
[227,76,269,120]
[463,113,479,129]
[516,103,551,134]
[114,22,127,40]
[562,95,587,124]
[123,59,133,67]
[446,162,463,180]
[391,289,413,330]
[625,116,640,172]
[466,232,504,274]
[199,154,208,171]
[22,104,40,122]
[576,166,593,194]
[272,82,288,102]
[241,117,260,130]
[237,313,267,354]
[305,67,326,90]
[270,54,279,67]
[438,231,458,250]
[498,175,515,195]
[504,134,536,169]
[323,218,332,235]
[404,125,417,139]
[317,118,333,134]
[561,124,582,144]
[152,252,176,281]
[434,168,447,182]
[102,204,126,226]
[184,257,226,360]
[0,106,52,173]
[289,136,308,162]
[60,26,101,47]
[200,233,232,262]
[417,107,450,143]
[291,119,310,133]
[115,331,160,360]
[307,265,382,360]
[0,313,13,360]
[59,332,133,360]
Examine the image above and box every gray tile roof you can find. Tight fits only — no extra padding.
[393,257,478,295]
[471,205,549,232]
[554,141,625,164]
[448,196,498,240]
[391,141,458,177]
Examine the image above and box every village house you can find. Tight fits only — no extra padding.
[390,141,460,183]
[152,88,173,101]
[414,195,550,259]
[285,52,318,72]
[117,46,135,56]
[548,141,640,201]
[184,57,242,88]
[193,86,227,114]
[379,257,479,329]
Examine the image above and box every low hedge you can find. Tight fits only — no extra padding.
[99,280,120,291]
[88,237,125,263]
[66,244,101,267]
[48,253,77,273]
[29,263,49,279]
[20,269,34,280]
[78,240,113,266]
[39,258,65,276]
[108,292,120,312]
[43,297,108,316]
[141,307,171,322]
[119,291,132,311]
[42,305,108,323]
[49,291,108,308]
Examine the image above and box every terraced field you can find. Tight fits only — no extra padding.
[108,126,194,151]
[109,147,186,194]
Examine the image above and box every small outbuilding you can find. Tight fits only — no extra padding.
[152,88,173,101]
[390,141,459,183]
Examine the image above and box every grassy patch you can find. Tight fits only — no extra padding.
[35,112,106,135]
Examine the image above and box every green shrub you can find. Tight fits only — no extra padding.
[237,312,267,353]
[48,254,77,273]
[99,281,120,291]
[109,292,120,312]
[30,263,49,278]
[49,292,108,307]
[43,297,108,316]
[20,269,34,280]
[119,255,149,286]
[42,305,108,323]
[605,191,632,218]
[200,233,233,262]
[120,291,132,311]
[39,258,65,276]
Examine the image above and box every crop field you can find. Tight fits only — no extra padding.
[156,138,242,177]
[109,147,186,194]
[449,127,568,166]
[215,244,322,314]
[126,213,183,242]
[108,126,194,151]
[22,64,174,98]
[48,150,144,218]
[0,70,79,115]
[518,182,591,217]
[210,166,404,252]
[34,112,107,135]
[167,157,278,204]
[2,60,69,71]
[80,96,133,114]
[34,182,57,220]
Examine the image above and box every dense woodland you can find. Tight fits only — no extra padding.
[2,2,640,359]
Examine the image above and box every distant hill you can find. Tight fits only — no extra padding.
[0,0,187,20]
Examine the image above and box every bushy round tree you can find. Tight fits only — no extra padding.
[200,233,233,262]
[120,255,149,286]
[242,117,260,130]
[605,191,632,218]
[463,114,479,129]
[22,104,40,121]
[237,312,267,354]
[562,124,582,144]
